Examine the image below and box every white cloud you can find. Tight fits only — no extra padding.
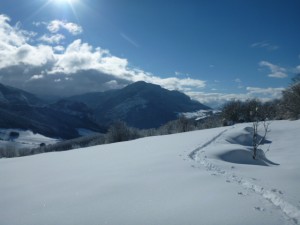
[174,71,190,77]
[53,45,65,52]
[32,21,46,27]
[104,80,124,89]
[0,43,55,69]
[175,71,181,76]
[246,87,284,98]
[0,16,55,69]
[39,34,65,44]
[0,15,206,94]
[49,39,206,91]
[50,39,110,74]
[15,22,37,41]
[187,86,284,108]
[187,91,250,108]
[234,78,241,83]
[30,74,44,80]
[47,20,83,35]
[259,61,288,78]
[234,78,244,89]
[152,77,205,91]
[0,15,27,47]
[251,41,279,51]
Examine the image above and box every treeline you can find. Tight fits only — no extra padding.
[0,114,223,158]
[35,115,223,153]
[222,75,300,124]
[221,99,280,125]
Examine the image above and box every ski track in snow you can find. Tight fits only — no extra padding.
[189,128,300,225]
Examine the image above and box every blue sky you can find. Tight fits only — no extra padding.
[0,0,299,107]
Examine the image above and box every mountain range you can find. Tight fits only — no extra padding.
[0,81,209,139]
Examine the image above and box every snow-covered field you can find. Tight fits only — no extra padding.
[0,129,59,149]
[0,120,300,225]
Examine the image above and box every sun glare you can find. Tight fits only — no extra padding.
[48,0,81,21]
[53,0,77,5]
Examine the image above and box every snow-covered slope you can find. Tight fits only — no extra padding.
[0,120,300,225]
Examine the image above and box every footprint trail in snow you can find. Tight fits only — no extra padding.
[189,128,300,225]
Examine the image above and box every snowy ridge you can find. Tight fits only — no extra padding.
[189,126,300,224]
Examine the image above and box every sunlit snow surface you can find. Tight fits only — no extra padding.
[1,120,300,225]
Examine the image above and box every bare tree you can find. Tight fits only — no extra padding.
[251,107,270,159]
[291,73,300,84]
[221,100,243,124]
[176,116,194,132]
[105,121,140,143]
[0,143,18,158]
